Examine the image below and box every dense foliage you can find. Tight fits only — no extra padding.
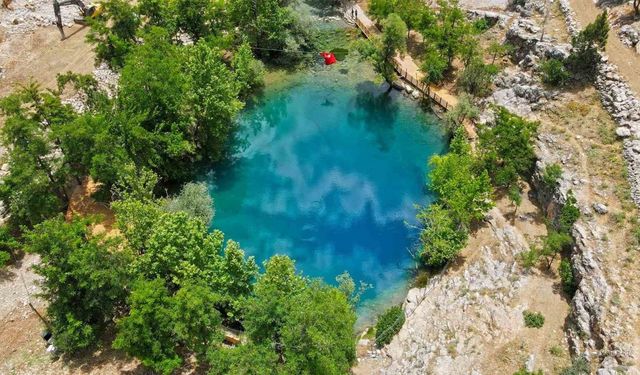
[375,305,405,348]
[523,310,545,328]
[24,217,132,352]
[418,107,538,267]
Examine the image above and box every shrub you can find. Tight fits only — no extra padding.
[560,357,590,375]
[375,305,405,348]
[523,310,545,328]
[558,190,580,233]
[164,182,214,226]
[513,368,543,375]
[540,59,570,86]
[421,49,448,85]
[520,247,539,269]
[457,59,499,97]
[541,163,562,189]
[549,345,564,357]
[559,259,577,296]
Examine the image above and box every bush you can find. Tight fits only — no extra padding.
[513,368,543,375]
[540,58,571,86]
[560,357,590,375]
[519,247,539,269]
[457,59,499,97]
[541,163,562,189]
[164,182,214,226]
[559,259,577,296]
[558,190,580,233]
[523,310,545,328]
[375,305,405,348]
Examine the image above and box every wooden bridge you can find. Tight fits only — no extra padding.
[352,6,457,112]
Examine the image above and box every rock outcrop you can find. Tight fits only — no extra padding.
[381,208,537,374]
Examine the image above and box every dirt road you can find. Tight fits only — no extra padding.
[0,24,95,97]
[568,0,640,97]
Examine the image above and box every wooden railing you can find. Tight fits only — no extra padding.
[354,16,454,112]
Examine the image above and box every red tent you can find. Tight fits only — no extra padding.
[321,52,337,65]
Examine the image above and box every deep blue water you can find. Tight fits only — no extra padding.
[206,72,447,322]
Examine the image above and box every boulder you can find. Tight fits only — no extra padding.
[592,203,608,215]
[615,127,631,138]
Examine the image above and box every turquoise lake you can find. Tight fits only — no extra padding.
[206,67,447,322]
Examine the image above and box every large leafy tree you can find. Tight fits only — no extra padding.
[24,217,131,353]
[0,83,76,227]
[479,107,538,189]
[418,203,468,266]
[243,256,356,373]
[86,0,140,68]
[113,279,183,375]
[367,13,407,85]
[280,281,357,374]
[420,0,471,66]
[566,11,609,79]
[174,0,226,41]
[164,182,215,226]
[429,139,493,228]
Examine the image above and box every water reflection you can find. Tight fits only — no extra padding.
[206,76,447,322]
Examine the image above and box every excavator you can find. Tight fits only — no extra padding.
[53,0,103,40]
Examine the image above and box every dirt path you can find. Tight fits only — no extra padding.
[568,0,640,97]
[0,24,94,97]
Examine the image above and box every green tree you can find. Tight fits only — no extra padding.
[479,107,538,189]
[164,182,214,226]
[420,48,448,85]
[457,59,498,97]
[112,163,159,202]
[133,211,219,287]
[487,41,512,64]
[541,163,562,189]
[280,281,357,374]
[211,237,259,319]
[175,0,226,41]
[172,281,224,358]
[540,58,571,86]
[443,94,478,132]
[207,344,279,375]
[539,230,572,269]
[429,138,493,228]
[112,198,163,253]
[373,14,408,85]
[229,0,310,61]
[566,11,609,79]
[87,0,140,68]
[231,42,265,99]
[336,271,370,308]
[113,279,182,375]
[559,259,577,296]
[508,184,523,218]
[0,226,19,267]
[369,0,397,21]
[0,83,76,227]
[244,255,306,349]
[558,190,580,233]
[418,203,468,266]
[420,0,471,66]
[24,217,131,353]
[375,305,405,348]
[184,40,244,164]
[395,0,424,36]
